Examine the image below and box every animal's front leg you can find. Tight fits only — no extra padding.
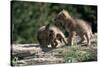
[56,34,67,45]
[54,39,58,48]
[51,40,56,48]
[67,32,76,46]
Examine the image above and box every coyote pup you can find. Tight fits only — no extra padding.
[54,9,92,46]
[37,24,67,48]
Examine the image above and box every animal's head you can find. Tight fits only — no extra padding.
[54,9,71,27]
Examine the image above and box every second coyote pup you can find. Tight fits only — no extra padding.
[37,24,67,48]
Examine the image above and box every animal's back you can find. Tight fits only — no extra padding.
[49,26,65,38]
[74,18,92,35]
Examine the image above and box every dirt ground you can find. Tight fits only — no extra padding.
[11,33,97,66]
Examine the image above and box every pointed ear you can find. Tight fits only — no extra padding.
[45,23,50,30]
[62,9,66,12]
[63,9,65,11]
[62,9,66,15]
[62,11,66,17]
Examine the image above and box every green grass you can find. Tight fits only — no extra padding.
[63,46,97,63]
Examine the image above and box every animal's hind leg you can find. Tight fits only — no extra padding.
[85,33,91,46]
[78,34,86,44]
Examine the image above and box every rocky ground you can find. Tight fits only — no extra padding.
[11,33,97,66]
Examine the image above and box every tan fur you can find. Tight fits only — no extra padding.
[37,24,67,48]
[54,9,92,46]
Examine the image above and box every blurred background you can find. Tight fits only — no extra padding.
[11,1,97,44]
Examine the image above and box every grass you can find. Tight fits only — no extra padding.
[63,46,97,63]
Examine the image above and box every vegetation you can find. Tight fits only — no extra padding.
[63,46,97,63]
[11,56,18,66]
[11,1,97,44]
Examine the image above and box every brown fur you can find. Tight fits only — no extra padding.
[54,9,92,46]
[37,24,67,48]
